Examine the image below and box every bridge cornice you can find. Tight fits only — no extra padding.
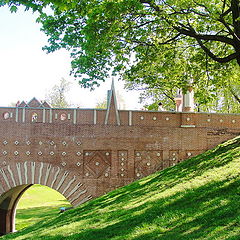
[0,106,239,130]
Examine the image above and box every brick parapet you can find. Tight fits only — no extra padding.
[0,107,239,130]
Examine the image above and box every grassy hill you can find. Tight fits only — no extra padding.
[1,137,240,240]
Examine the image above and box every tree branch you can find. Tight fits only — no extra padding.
[174,25,235,45]
[196,38,238,63]
[231,0,240,38]
[162,91,175,102]
[158,33,181,45]
[218,16,237,40]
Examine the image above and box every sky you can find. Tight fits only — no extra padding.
[0,6,143,109]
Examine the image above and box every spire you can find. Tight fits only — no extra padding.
[104,79,121,125]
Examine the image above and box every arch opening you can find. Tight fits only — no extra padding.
[0,184,72,235]
[0,161,92,235]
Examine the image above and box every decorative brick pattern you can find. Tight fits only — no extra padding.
[134,150,163,178]
[169,150,180,166]
[83,150,111,178]
[118,150,128,178]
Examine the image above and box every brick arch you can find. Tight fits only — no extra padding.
[0,161,92,235]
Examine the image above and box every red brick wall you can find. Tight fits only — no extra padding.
[0,107,239,206]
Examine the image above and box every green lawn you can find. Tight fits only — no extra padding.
[2,136,240,240]
[16,184,71,230]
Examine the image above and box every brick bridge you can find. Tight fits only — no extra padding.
[0,83,240,235]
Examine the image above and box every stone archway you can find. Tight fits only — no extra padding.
[0,161,92,235]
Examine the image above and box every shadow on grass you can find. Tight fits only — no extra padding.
[7,173,240,240]
[16,203,71,230]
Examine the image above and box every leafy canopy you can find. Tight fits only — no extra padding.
[1,0,240,110]
[34,0,240,88]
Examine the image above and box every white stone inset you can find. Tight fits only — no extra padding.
[172,157,176,161]
[121,168,124,171]
[172,153,176,156]
[14,151,19,156]
[186,117,191,121]
[62,141,67,146]
[26,151,31,156]
[187,152,192,157]
[50,141,54,145]
[76,141,82,145]
[140,116,144,120]
[76,152,82,156]
[136,152,140,157]
[157,152,161,157]
[146,162,151,166]
[207,119,211,122]
[153,116,157,121]
[121,157,125,161]
[2,161,6,165]
[232,120,236,123]
[121,153,125,156]
[136,173,141,177]
[3,151,7,156]
[26,141,31,145]
[3,112,10,120]
[85,152,89,156]
[50,151,54,156]
[105,173,109,177]
[3,141,8,145]
[39,141,43,145]
[220,119,223,123]
[95,162,100,166]
[38,151,43,156]
[62,152,67,156]
[60,113,67,121]
[106,152,110,156]
[121,173,124,177]
[165,117,170,121]
[61,162,66,166]
[76,162,81,166]
[14,141,19,145]
[85,172,89,177]
[121,162,124,166]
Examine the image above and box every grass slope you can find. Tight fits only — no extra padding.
[2,137,240,240]
[16,185,71,230]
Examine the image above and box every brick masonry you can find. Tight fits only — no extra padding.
[0,91,240,234]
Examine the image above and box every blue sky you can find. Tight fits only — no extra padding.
[0,6,142,109]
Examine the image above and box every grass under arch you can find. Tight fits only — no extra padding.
[16,184,71,230]
[1,136,240,240]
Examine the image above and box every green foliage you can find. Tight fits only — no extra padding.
[36,0,240,87]
[2,0,240,110]
[2,136,240,240]
[38,0,240,110]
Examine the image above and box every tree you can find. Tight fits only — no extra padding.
[2,0,240,109]
[35,1,240,85]
[45,78,71,108]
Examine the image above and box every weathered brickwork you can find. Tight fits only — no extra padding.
[0,92,240,235]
